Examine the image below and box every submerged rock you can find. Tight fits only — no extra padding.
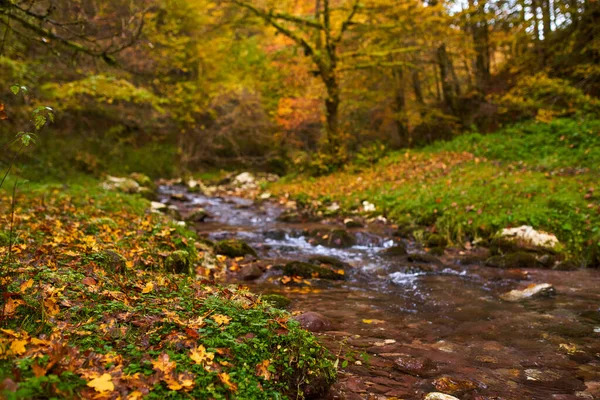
[424,393,460,400]
[433,376,477,394]
[308,255,351,270]
[283,261,345,280]
[214,239,257,258]
[500,283,556,302]
[293,311,331,332]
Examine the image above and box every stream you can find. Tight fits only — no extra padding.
[159,185,600,400]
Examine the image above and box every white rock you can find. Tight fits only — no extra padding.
[101,175,140,193]
[500,225,559,249]
[259,192,272,199]
[424,393,460,400]
[327,202,340,212]
[150,201,167,212]
[500,283,555,302]
[234,172,255,185]
[362,201,376,212]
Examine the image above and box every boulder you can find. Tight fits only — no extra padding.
[500,283,556,302]
[150,201,167,213]
[344,218,364,228]
[262,293,291,309]
[499,225,560,251]
[309,228,356,248]
[186,208,209,223]
[238,264,264,281]
[165,250,194,274]
[283,261,345,280]
[129,172,156,190]
[293,311,331,332]
[379,243,408,257]
[307,255,351,270]
[214,239,257,258]
[101,176,140,194]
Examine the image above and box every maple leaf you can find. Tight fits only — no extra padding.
[87,373,114,393]
[3,298,24,317]
[10,340,27,356]
[218,372,238,392]
[152,353,176,374]
[190,345,214,365]
[256,359,271,380]
[213,314,231,326]
[20,279,34,293]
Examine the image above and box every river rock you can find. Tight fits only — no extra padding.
[308,255,351,270]
[166,205,183,221]
[379,243,408,257]
[433,376,477,394]
[500,283,556,302]
[407,253,444,265]
[499,225,560,250]
[129,172,156,190]
[238,264,264,280]
[186,208,209,223]
[425,393,460,400]
[101,175,140,194]
[309,228,356,248]
[150,201,167,212]
[344,218,364,228]
[262,293,291,309]
[393,355,433,377]
[214,239,257,258]
[485,252,540,269]
[284,261,345,280]
[293,311,331,332]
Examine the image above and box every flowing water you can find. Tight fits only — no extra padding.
[160,186,600,400]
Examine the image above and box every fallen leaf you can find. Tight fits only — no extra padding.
[190,345,214,365]
[19,279,34,293]
[142,282,154,294]
[82,276,97,286]
[256,359,271,380]
[10,340,27,355]
[152,353,176,374]
[213,314,231,325]
[218,372,238,391]
[87,373,114,393]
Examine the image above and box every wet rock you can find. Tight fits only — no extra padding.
[165,250,194,274]
[186,179,207,193]
[308,255,351,270]
[293,311,331,332]
[261,293,291,309]
[425,393,460,400]
[344,218,364,228]
[426,234,448,248]
[150,201,167,212]
[309,228,357,248]
[170,193,189,202]
[407,253,443,265]
[283,261,345,280]
[428,246,446,256]
[485,252,540,269]
[214,239,257,258]
[379,243,408,257]
[138,187,157,201]
[553,260,579,271]
[500,283,556,302]
[101,175,140,194]
[238,264,263,281]
[433,376,477,394]
[186,208,209,223]
[264,230,288,241]
[393,355,433,377]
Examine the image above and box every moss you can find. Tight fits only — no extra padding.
[428,246,446,256]
[485,252,540,269]
[262,293,292,309]
[89,250,127,273]
[164,250,194,274]
[283,261,345,280]
[426,234,448,248]
[129,172,156,190]
[214,239,257,258]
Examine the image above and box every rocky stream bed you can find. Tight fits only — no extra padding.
[156,182,600,400]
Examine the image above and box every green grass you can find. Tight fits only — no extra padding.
[272,117,600,265]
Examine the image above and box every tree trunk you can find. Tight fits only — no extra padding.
[393,68,409,145]
[437,44,459,115]
[532,0,541,41]
[324,74,340,149]
[541,0,552,39]
[468,0,491,91]
[412,70,425,105]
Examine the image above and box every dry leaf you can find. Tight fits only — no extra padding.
[142,282,154,294]
[190,345,214,365]
[218,372,238,391]
[213,314,231,325]
[87,373,114,393]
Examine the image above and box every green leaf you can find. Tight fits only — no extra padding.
[34,114,47,130]
[10,85,20,95]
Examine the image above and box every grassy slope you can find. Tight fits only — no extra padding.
[0,177,334,399]
[273,118,600,263]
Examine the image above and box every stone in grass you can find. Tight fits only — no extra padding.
[214,239,257,258]
[101,176,140,194]
[500,283,556,302]
[165,250,194,274]
[92,250,127,273]
[283,261,345,280]
[262,293,292,309]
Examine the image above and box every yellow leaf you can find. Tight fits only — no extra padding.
[218,372,238,391]
[10,340,27,355]
[190,345,214,365]
[256,359,271,380]
[152,353,176,374]
[87,373,114,393]
[362,319,385,324]
[213,314,231,326]
[281,276,291,284]
[142,282,154,294]
[20,279,34,293]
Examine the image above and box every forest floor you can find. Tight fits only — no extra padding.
[0,177,334,399]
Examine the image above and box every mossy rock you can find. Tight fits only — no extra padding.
[379,243,408,257]
[195,237,215,251]
[283,261,345,280]
[165,250,194,274]
[129,172,156,190]
[262,293,292,309]
[426,234,448,248]
[215,239,257,258]
[428,246,446,256]
[90,250,127,273]
[489,237,558,256]
[308,255,350,270]
[138,187,157,201]
[583,236,600,268]
[553,260,580,271]
[344,218,364,228]
[485,252,540,269]
[393,225,417,239]
[407,253,444,265]
[310,229,356,248]
[186,208,209,223]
